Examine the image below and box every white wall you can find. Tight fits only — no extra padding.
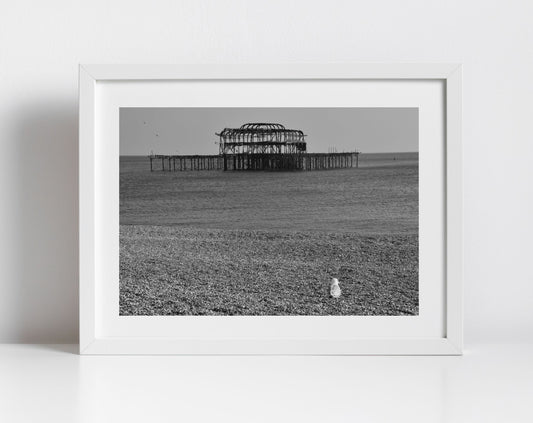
[1,0,531,343]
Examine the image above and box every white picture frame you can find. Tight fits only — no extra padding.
[79,64,462,355]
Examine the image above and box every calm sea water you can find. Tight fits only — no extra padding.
[120,153,418,235]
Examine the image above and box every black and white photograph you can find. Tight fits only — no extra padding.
[11,0,533,416]
[119,107,419,316]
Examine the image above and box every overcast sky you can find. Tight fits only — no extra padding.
[120,108,418,155]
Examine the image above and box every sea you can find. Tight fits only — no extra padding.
[120,152,418,235]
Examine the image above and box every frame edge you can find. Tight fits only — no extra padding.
[79,65,97,354]
[445,65,464,354]
[80,63,462,81]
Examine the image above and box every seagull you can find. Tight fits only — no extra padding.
[330,278,341,298]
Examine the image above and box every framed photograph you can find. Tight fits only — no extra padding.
[79,64,462,355]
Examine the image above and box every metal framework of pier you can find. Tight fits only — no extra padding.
[149,122,359,172]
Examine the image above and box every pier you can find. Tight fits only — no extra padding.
[148,122,359,172]
[150,155,223,172]
[150,152,359,172]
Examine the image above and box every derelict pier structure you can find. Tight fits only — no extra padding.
[149,122,359,172]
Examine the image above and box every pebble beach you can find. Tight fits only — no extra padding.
[120,226,418,315]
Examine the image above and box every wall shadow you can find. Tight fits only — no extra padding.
[8,101,79,343]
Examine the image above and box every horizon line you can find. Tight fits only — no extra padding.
[120,151,419,156]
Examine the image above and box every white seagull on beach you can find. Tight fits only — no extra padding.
[330,278,342,298]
